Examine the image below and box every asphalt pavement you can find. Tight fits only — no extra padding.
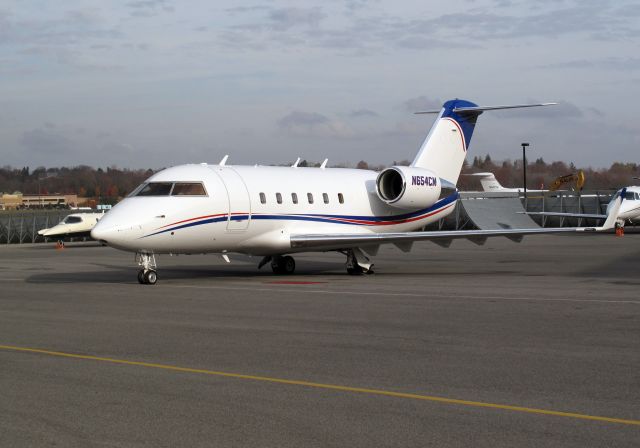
[0,234,638,447]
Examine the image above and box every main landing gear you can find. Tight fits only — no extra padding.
[259,250,375,276]
[344,248,374,275]
[257,255,296,274]
[136,252,157,285]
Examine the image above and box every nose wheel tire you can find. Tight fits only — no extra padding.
[271,256,295,275]
[144,270,158,285]
[138,269,158,285]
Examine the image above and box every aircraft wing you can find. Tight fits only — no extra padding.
[290,226,601,251]
[291,195,620,251]
[521,211,606,220]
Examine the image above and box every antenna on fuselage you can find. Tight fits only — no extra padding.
[219,155,229,166]
[320,159,328,169]
[292,157,301,168]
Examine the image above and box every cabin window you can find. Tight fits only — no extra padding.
[338,193,344,204]
[260,192,266,204]
[172,182,207,196]
[323,193,329,204]
[135,182,173,196]
[307,193,314,204]
[276,192,282,204]
[63,216,82,224]
[291,193,298,204]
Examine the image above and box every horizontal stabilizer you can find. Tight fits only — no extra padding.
[415,102,557,114]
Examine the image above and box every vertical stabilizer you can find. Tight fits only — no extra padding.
[411,99,480,185]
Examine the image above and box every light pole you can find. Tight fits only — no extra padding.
[521,142,530,199]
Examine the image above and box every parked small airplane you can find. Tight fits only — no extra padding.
[524,186,640,234]
[39,212,104,245]
[91,99,619,284]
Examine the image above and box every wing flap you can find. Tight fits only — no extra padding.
[521,211,606,220]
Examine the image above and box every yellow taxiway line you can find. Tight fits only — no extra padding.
[1,344,638,427]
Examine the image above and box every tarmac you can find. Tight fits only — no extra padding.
[0,234,639,447]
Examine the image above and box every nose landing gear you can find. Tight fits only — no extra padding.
[136,252,158,285]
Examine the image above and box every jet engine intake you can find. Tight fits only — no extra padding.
[376,166,442,209]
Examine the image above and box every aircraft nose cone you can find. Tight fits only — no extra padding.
[90,222,114,243]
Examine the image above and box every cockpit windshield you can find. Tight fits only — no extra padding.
[136,182,173,196]
[624,191,638,200]
[130,182,207,197]
[172,183,207,196]
[63,216,82,224]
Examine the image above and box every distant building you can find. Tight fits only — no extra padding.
[0,193,79,210]
[0,192,23,210]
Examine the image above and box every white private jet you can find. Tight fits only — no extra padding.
[524,186,640,234]
[39,212,104,244]
[91,99,620,284]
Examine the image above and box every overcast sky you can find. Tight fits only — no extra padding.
[0,0,638,169]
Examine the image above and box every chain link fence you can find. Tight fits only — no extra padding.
[0,190,629,243]
[0,210,78,244]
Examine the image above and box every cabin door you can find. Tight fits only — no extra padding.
[215,167,251,230]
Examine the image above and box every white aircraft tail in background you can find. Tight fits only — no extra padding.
[91,98,611,285]
[465,172,513,192]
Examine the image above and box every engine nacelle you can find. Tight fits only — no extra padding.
[376,166,441,209]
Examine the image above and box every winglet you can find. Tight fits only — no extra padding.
[292,157,301,168]
[219,155,229,166]
[600,188,625,231]
[320,159,328,169]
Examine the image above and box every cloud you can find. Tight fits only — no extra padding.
[541,57,640,72]
[350,109,379,118]
[126,0,174,17]
[277,111,352,137]
[268,7,326,31]
[403,96,442,113]
[0,8,123,72]
[226,6,270,14]
[426,4,637,41]
[20,128,74,155]
[278,111,329,128]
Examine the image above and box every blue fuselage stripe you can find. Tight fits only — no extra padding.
[142,193,459,238]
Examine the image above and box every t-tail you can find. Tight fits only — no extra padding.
[411,99,556,185]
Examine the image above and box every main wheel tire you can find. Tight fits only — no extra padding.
[347,265,364,275]
[144,270,158,285]
[282,256,295,274]
[137,270,146,284]
[271,261,284,274]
